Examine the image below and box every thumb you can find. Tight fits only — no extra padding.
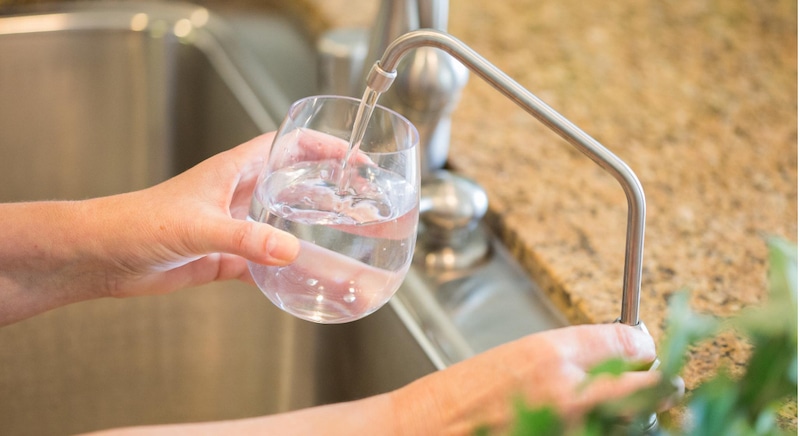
[203,218,301,266]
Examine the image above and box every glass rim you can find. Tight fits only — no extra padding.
[287,94,420,149]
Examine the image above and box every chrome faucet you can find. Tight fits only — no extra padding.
[317,0,468,176]
[365,29,647,330]
[321,6,648,326]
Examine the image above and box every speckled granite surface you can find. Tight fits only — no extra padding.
[312,0,798,427]
[2,0,796,427]
[448,0,797,377]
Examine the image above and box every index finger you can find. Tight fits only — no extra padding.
[278,128,374,166]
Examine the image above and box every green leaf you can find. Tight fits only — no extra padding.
[585,356,652,378]
[753,407,779,435]
[586,358,631,378]
[684,372,740,436]
[731,237,798,419]
[788,353,797,386]
[510,403,564,436]
[737,333,797,421]
[733,236,798,341]
[765,235,798,303]
[498,236,798,436]
[658,290,720,377]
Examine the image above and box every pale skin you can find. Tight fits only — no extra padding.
[0,132,674,435]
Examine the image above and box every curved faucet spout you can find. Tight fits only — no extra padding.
[367,29,646,326]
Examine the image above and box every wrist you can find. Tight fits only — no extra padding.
[388,378,451,435]
[0,200,106,324]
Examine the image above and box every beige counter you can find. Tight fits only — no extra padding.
[311,0,798,427]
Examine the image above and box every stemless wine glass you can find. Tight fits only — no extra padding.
[247,95,420,323]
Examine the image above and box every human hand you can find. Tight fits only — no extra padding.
[0,131,299,326]
[390,323,678,434]
[0,129,397,325]
[87,131,300,299]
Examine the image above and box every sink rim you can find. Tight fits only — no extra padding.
[0,0,294,129]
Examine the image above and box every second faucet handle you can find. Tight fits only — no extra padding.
[417,170,490,271]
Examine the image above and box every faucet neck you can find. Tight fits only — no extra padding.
[369,29,646,326]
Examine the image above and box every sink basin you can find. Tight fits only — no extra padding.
[0,3,432,434]
[0,2,566,435]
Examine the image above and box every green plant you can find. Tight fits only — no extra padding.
[507,236,798,435]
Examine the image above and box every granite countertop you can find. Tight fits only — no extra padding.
[311,0,798,427]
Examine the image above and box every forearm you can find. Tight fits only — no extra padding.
[0,200,109,325]
[84,391,442,436]
[83,368,496,435]
[77,325,660,435]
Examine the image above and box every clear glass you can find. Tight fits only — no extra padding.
[247,95,420,324]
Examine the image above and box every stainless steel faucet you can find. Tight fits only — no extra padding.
[365,29,647,329]
[346,8,647,327]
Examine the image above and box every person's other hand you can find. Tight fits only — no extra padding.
[84,323,677,436]
[390,323,678,434]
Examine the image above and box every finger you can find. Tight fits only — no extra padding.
[292,128,374,164]
[133,253,252,295]
[550,324,657,370]
[167,131,276,201]
[226,131,278,181]
[201,218,300,266]
[236,131,278,156]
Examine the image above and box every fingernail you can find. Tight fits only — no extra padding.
[266,231,300,264]
[631,328,657,362]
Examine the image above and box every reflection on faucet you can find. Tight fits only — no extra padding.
[366,0,468,175]
[317,0,468,175]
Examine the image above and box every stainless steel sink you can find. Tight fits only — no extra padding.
[0,3,434,435]
[0,3,566,435]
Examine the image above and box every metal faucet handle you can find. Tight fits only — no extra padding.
[420,170,488,233]
[363,0,466,175]
[417,170,491,271]
[384,46,468,174]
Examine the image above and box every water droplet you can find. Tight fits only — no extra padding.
[306,278,318,286]
[343,294,356,303]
